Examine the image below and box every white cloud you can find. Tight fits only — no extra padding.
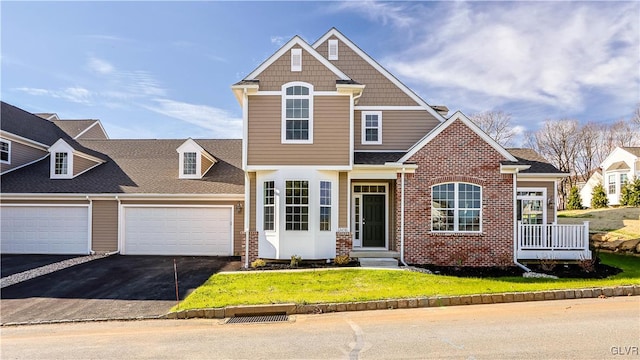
[333,1,417,28]
[88,57,115,75]
[15,86,92,104]
[144,99,242,138]
[270,36,288,47]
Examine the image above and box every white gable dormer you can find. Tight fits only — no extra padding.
[177,138,217,179]
[49,139,74,179]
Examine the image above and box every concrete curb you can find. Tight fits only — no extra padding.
[164,285,640,320]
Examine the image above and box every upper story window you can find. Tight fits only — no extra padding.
[432,182,481,233]
[183,152,197,175]
[291,48,302,72]
[608,174,616,194]
[282,82,313,144]
[54,152,69,175]
[361,111,382,145]
[328,39,338,60]
[0,139,10,164]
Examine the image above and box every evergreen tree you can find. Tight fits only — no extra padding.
[591,183,608,209]
[627,178,640,207]
[567,186,583,210]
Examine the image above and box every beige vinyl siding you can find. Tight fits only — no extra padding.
[201,155,213,175]
[0,141,47,173]
[354,110,440,151]
[73,155,98,176]
[339,172,348,228]
[249,172,256,231]
[92,200,118,253]
[247,95,350,166]
[77,124,108,139]
[517,180,555,224]
[255,47,338,91]
[120,200,245,256]
[316,36,418,106]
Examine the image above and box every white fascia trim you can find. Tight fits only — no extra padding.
[0,154,50,175]
[399,111,518,163]
[246,165,353,171]
[500,164,531,174]
[516,174,570,180]
[245,36,350,81]
[0,131,49,150]
[355,149,407,153]
[312,28,446,122]
[74,121,99,139]
[256,90,348,96]
[355,106,424,110]
[1,193,245,201]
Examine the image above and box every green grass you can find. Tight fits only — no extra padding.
[173,253,640,311]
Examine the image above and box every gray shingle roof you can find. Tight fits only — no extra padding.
[1,101,67,146]
[505,148,565,174]
[1,139,243,194]
[52,119,99,138]
[622,147,640,157]
[354,152,406,165]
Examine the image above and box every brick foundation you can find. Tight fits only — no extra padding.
[336,232,352,257]
[240,231,259,267]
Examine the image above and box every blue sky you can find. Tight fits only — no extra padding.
[2,1,639,143]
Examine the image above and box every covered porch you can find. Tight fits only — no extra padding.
[517,221,591,260]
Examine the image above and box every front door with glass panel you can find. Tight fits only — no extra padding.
[517,189,547,246]
[353,185,387,249]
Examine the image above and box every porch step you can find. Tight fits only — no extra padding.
[358,258,399,269]
[349,251,400,258]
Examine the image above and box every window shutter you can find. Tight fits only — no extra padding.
[328,39,338,60]
[291,48,302,72]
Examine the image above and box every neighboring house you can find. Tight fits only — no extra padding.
[231,28,590,267]
[1,101,244,256]
[578,169,603,209]
[600,147,640,206]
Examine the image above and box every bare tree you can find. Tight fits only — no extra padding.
[633,103,640,126]
[575,122,601,182]
[604,119,640,148]
[469,110,517,147]
[526,119,581,209]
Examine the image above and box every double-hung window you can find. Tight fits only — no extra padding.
[282,83,313,143]
[0,140,9,163]
[621,174,628,186]
[361,111,382,145]
[319,181,331,231]
[608,174,616,194]
[432,183,481,232]
[264,181,275,231]
[54,152,69,175]
[183,152,197,175]
[285,180,308,231]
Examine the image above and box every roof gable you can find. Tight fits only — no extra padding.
[313,28,446,121]
[399,111,517,163]
[244,35,350,81]
[601,146,639,170]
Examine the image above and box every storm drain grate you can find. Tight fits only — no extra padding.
[226,314,289,324]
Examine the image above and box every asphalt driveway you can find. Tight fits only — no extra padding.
[0,255,241,324]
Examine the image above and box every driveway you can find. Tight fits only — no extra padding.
[0,255,241,324]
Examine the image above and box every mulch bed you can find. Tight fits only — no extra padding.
[413,262,622,279]
[243,260,360,271]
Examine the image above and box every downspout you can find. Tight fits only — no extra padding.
[244,173,250,268]
[512,172,531,272]
[399,167,408,266]
[113,195,121,255]
[87,196,95,255]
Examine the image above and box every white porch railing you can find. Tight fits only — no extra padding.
[517,221,591,260]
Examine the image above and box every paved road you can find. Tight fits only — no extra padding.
[2,297,638,359]
[0,255,241,323]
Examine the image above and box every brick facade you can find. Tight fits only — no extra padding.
[396,119,515,267]
[241,231,259,267]
[336,232,353,257]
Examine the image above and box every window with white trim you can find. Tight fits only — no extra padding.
[264,181,275,231]
[183,152,197,175]
[361,111,382,145]
[54,152,69,175]
[291,48,302,72]
[320,181,331,231]
[328,39,338,60]
[0,140,10,163]
[608,174,616,194]
[282,83,313,143]
[621,173,628,186]
[432,182,481,232]
[285,180,308,231]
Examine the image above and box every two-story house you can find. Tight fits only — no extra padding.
[232,28,590,268]
[601,147,640,206]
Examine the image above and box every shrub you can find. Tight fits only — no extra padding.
[567,186,583,210]
[620,177,640,207]
[250,258,266,268]
[539,257,557,272]
[591,183,608,209]
[334,255,351,265]
[290,255,302,267]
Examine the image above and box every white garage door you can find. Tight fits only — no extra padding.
[1,206,90,254]
[123,206,232,256]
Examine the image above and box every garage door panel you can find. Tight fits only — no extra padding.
[1,206,89,254]
[123,207,232,256]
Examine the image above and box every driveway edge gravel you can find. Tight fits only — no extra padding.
[2,285,638,326]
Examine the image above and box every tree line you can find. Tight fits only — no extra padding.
[470,104,640,209]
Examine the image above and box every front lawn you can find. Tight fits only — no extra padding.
[173,253,640,311]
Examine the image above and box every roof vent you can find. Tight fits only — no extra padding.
[328,39,338,60]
